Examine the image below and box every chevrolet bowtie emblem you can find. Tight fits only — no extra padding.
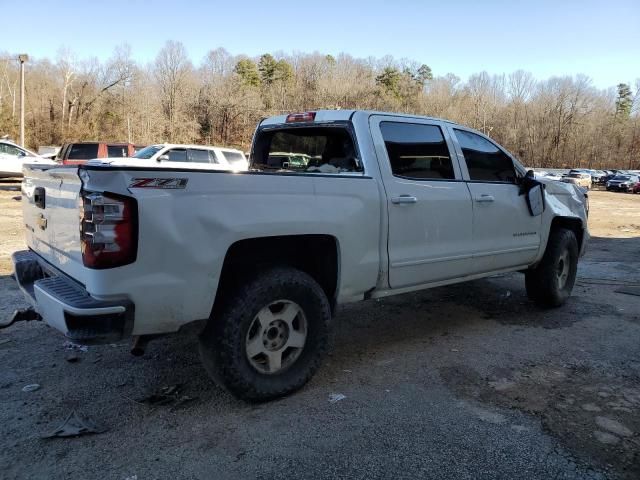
[36,213,47,231]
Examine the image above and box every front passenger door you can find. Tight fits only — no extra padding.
[450,128,541,272]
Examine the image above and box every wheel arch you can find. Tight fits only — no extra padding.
[550,216,585,252]
[212,234,340,318]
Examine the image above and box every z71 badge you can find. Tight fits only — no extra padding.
[129,178,188,189]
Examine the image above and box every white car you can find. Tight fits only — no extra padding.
[0,140,56,178]
[94,144,249,171]
[13,110,589,402]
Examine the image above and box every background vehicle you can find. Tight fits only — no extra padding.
[562,171,591,189]
[606,174,639,192]
[128,144,249,171]
[632,180,640,194]
[37,146,60,160]
[267,152,312,169]
[0,139,56,177]
[56,142,136,165]
[542,171,563,181]
[14,110,589,402]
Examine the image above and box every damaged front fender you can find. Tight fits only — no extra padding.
[537,179,590,259]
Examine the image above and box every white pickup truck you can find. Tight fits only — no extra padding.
[11,110,589,401]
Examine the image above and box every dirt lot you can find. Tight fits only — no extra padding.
[0,182,638,480]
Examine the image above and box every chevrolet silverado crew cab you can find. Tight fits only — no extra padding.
[12,110,589,402]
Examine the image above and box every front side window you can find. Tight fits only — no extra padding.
[187,149,211,163]
[454,129,516,183]
[380,122,455,180]
[252,126,361,174]
[166,148,187,162]
[0,143,22,156]
[67,143,99,160]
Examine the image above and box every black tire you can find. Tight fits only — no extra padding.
[199,267,331,402]
[525,227,578,308]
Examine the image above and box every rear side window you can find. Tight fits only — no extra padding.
[107,145,128,158]
[380,122,455,180]
[454,129,516,183]
[187,149,211,163]
[67,143,99,160]
[252,126,361,174]
[222,151,246,165]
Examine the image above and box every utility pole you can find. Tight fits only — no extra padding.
[18,54,28,147]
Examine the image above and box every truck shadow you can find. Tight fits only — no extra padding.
[329,234,640,366]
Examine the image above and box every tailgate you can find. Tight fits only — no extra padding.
[22,164,86,283]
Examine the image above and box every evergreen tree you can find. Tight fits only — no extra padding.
[615,83,633,118]
[258,54,278,85]
[274,60,293,83]
[376,67,402,97]
[234,59,260,87]
[415,64,433,86]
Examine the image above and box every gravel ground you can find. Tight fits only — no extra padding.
[0,183,639,480]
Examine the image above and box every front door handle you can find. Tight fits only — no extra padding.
[391,195,417,205]
[475,194,495,203]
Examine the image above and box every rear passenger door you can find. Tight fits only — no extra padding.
[449,127,541,272]
[370,116,474,289]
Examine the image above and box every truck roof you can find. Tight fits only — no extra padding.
[260,109,459,127]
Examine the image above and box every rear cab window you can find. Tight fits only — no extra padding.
[252,124,362,174]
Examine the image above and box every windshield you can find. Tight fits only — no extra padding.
[133,145,163,159]
[612,175,630,180]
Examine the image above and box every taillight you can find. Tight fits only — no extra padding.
[286,112,316,123]
[79,191,137,269]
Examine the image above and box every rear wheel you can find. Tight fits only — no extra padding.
[525,227,578,307]
[199,267,331,402]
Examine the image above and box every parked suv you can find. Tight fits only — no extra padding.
[56,142,136,165]
[126,144,249,171]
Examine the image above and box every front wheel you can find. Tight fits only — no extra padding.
[525,227,578,307]
[199,267,331,402]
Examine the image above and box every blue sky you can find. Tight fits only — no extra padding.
[2,0,638,89]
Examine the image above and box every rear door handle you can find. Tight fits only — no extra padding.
[475,194,495,203]
[391,195,417,205]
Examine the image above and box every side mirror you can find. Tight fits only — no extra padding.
[157,154,169,162]
[17,150,26,157]
[527,184,545,216]
[526,169,535,179]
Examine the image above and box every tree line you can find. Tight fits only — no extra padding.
[1,41,638,169]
